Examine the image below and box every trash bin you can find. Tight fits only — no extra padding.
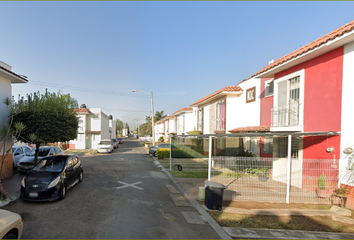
[204,181,226,211]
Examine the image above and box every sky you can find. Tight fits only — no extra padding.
[1,1,354,130]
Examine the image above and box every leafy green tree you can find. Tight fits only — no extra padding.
[12,90,79,164]
[140,110,167,136]
[116,119,124,136]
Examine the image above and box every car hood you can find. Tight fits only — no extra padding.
[18,155,45,163]
[0,209,21,229]
[25,171,60,185]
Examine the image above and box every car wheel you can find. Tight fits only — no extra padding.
[3,232,17,239]
[60,184,67,200]
[79,171,83,182]
[154,152,157,157]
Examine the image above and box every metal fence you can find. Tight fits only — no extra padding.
[170,134,340,204]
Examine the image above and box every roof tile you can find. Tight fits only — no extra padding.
[252,20,354,77]
[190,85,243,106]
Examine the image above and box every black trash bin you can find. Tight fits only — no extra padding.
[204,181,226,211]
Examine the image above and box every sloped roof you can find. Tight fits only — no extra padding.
[74,108,91,114]
[229,126,270,133]
[171,107,193,116]
[190,85,243,107]
[0,65,28,83]
[253,20,354,77]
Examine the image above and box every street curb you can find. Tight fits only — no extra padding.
[152,157,232,239]
[0,190,20,208]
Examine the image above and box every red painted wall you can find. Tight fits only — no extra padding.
[260,78,273,126]
[275,47,343,132]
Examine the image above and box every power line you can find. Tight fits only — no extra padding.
[27,80,150,98]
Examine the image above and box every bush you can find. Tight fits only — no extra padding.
[156,148,170,159]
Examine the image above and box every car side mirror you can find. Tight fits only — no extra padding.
[66,167,74,173]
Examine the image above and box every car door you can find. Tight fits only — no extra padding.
[13,147,24,165]
[65,158,76,186]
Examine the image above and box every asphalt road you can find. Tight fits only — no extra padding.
[3,137,220,239]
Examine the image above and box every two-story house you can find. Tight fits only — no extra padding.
[67,104,113,150]
[251,20,354,208]
[0,60,28,179]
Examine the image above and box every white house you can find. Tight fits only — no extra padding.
[67,105,113,150]
[189,86,243,134]
[171,107,194,135]
[0,60,28,179]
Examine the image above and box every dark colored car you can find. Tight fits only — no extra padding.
[117,138,123,144]
[149,143,171,156]
[21,155,83,202]
[18,146,65,173]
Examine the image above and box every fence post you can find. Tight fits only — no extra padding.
[170,136,172,171]
[208,135,213,181]
[286,134,292,204]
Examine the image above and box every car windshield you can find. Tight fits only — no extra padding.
[99,141,111,145]
[118,138,123,140]
[33,159,65,173]
[27,148,50,157]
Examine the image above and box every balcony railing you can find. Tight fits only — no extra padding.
[271,102,301,127]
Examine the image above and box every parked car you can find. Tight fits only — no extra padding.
[12,145,32,167]
[149,143,171,157]
[117,137,124,144]
[17,146,65,173]
[97,139,114,153]
[21,154,83,202]
[112,138,119,149]
[0,209,23,239]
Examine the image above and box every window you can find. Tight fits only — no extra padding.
[262,137,273,154]
[273,137,300,158]
[246,87,256,103]
[216,100,226,131]
[197,108,203,132]
[265,80,274,97]
[273,75,301,127]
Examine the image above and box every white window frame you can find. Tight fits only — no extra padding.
[272,69,305,132]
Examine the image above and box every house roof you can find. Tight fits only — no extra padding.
[229,126,271,133]
[190,85,243,107]
[74,108,91,114]
[171,107,193,116]
[252,19,354,78]
[0,65,28,84]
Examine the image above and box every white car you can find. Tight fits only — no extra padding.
[97,139,114,153]
[12,145,32,167]
[0,209,23,239]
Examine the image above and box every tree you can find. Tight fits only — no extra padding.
[116,119,124,136]
[0,97,25,199]
[12,90,79,165]
[140,110,167,136]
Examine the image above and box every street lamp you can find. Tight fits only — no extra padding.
[132,89,155,146]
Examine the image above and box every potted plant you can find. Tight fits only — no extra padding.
[333,187,349,196]
[316,173,331,198]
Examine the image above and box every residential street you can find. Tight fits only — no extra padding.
[3,138,220,239]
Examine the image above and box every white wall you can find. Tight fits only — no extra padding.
[0,76,11,126]
[231,78,261,130]
[203,106,210,134]
[185,112,194,133]
[0,76,12,155]
[340,41,354,186]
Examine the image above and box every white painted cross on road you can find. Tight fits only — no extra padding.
[116,181,144,190]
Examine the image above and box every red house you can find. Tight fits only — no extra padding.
[254,20,354,209]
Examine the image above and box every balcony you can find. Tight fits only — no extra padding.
[271,102,301,128]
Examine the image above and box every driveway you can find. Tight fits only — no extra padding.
[3,138,220,239]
